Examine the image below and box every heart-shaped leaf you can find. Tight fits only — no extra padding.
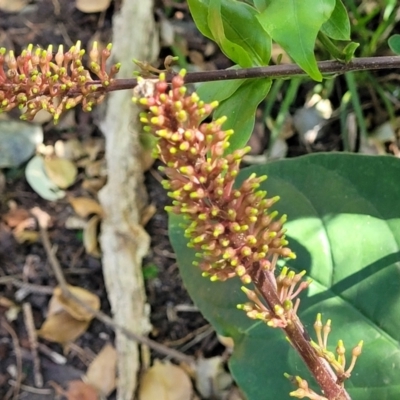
[169,153,400,400]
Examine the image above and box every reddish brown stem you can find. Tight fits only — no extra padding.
[101,55,400,92]
[250,266,351,400]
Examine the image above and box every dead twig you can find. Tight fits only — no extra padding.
[36,215,194,364]
[22,302,43,388]
[1,318,22,400]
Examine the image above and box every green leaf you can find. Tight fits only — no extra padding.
[169,153,400,400]
[188,0,271,66]
[196,76,245,105]
[388,34,400,55]
[321,0,350,40]
[207,0,253,67]
[257,0,335,81]
[214,79,271,152]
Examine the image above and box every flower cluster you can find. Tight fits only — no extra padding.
[133,70,295,284]
[285,314,363,400]
[0,41,119,122]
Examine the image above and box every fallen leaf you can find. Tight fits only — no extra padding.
[2,208,31,228]
[53,285,100,321]
[65,215,87,230]
[55,138,85,161]
[85,159,106,178]
[25,155,65,201]
[13,229,39,244]
[81,178,106,195]
[0,0,29,14]
[85,344,117,396]
[0,120,43,168]
[75,0,111,13]
[83,215,101,257]
[44,157,78,189]
[139,360,193,400]
[69,197,104,218]
[37,309,91,344]
[30,207,52,229]
[195,356,232,399]
[82,138,105,161]
[217,335,234,351]
[65,380,99,400]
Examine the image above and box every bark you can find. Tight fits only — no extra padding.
[98,1,159,399]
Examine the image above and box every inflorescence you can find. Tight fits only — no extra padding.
[133,70,296,284]
[0,41,120,122]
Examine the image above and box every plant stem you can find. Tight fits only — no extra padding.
[250,266,351,400]
[104,56,400,92]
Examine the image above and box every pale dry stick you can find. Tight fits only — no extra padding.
[1,318,22,400]
[22,302,43,388]
[8,380,53,396]
[37,223,194,364]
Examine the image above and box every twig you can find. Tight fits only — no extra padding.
[22,302,43,388]
[37,223,194,364]
[1,318,22,400]
[8,380,53,395]
[100,56,400,92]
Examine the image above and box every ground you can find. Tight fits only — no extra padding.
[0,1,399,400]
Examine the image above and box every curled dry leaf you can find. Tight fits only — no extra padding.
[2,207,31,228]
[83,215,101,258]
[81,178,106,195]
[55,139,86,161]
[85,343,117,396]
[75,0,111,13]
[13,229,39,244]
[85,159,106,178]
[195,356,233,399]
[65,380,99,400]
[37,285,100,345]
[37,310,91,344]
[44,156,78,189]
[139,359,193,400]
[53,285,100,321]
[69,197,104,219]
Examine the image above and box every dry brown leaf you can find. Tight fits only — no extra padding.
[85,344,117,396]
[85,159,106,178]
[65,380,99,400]
[30,207,52,229]
[0,0,28,12]
[81,178,106,195]
[83,215,101,257]
[82,138,105,161]
[75,0,111,13]
[13,229,39,244]
[53,285,100,321]
[217,335,234,351]
[44,157,78,189]
[2,207,30,228]
[195,356,232,399]
[139,360,193,400]
[37,310,91,344]
[69,197,104,218]
[55,138,85,161]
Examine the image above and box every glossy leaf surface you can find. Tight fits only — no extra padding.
[257,0,335,80]
[170,153,400,399]
[321,0,350,40]
[197,78,271,152]
[188,0,271,67]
